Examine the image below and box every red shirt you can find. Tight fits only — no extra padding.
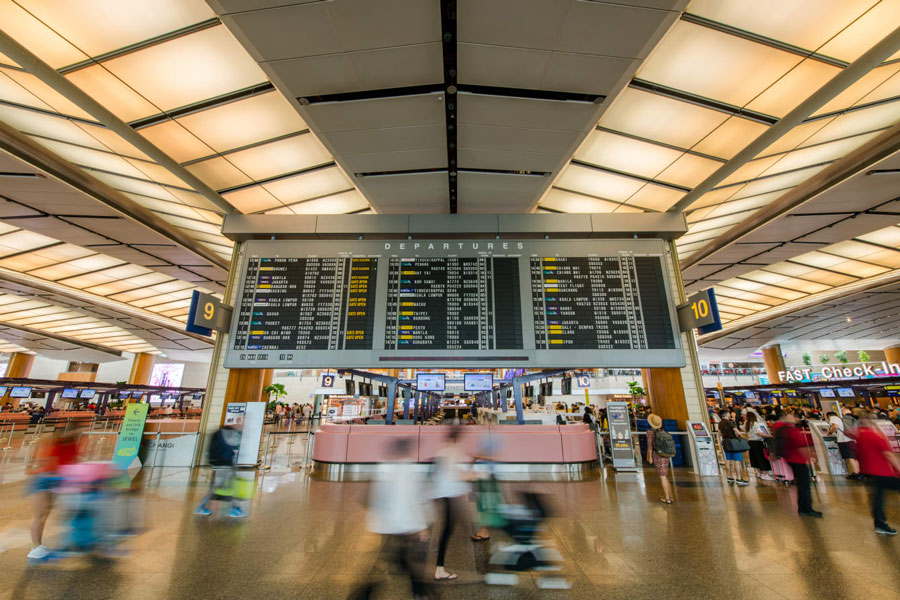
[772,421,812,463]
[857,427,898,478]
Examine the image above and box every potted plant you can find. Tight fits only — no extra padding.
[626,381,645,403]
[819,355,830,364]
[835,350,848,364]
[264,383,287,408]
[802,353,812,366]
[858,350,870,363]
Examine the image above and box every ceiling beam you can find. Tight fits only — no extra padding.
[0,29,237,216]
[697,267,900,345]
[668,24,900,214]
[0,119,229,271]
[0,321,124,357]
[681,120,900,269]
[0,265,213,346]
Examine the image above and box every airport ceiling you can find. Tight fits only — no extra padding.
[0,1,898,358]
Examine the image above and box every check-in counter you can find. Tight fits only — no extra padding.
[311,423,599,480]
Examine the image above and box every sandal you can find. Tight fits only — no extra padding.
[435,573,458,581]
[659,497,674,504]
[471,534,490,541]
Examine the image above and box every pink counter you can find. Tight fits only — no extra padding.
[312,423,598,465]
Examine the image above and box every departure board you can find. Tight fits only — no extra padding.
[224,240,683,369]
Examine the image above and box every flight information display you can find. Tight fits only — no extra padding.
[225,240,682,369]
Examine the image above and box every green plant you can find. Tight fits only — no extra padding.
[802,353,812,366]
[858,350,870,363]
[264,383,287,403]
[819,355,830,364]
[835,350,848,364]
[626,381,645,400]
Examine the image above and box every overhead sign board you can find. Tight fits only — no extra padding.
[677,288,721,334]
[187,290,233,335]
[224,239,684,369]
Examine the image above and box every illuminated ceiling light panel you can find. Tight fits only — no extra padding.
[287,190,369,215]
[574,130,684,180]
[0,2,85,68]
[540,188,622,213]
[635,21,808,109]
[555,164,643,203]
[817,1,900,62]
[813,64,900,116]
[745,58,840,118]
[65,65,161,122]
[802,102,900,148]
[213,135,331,182]
[691,116,769,160]
[626,184,684,212]
[16,0,215,59]
[138,119,216,163]
[598,87,729,150]
[857,226,900,247]
[95,26,266,114]
[687,0,876,52]
[654,152,722,188]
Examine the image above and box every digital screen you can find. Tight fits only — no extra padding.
[530,256,675,350]
[9,386,31,398]
[118,391,132,400]
[464,373,493,391]
[819,388,836,398]
[79,389,96,399]
[0,386,7,397]
[192,393,203,400]
[837,388,855,398]
[416,373,445,391]
[61,388,79,399]
[225,240,682,368]
[744,391,756,399]
[691,422,708,437]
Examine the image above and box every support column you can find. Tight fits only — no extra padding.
[402,387,411,419]
[128,352,155,385]
[219,368,267,426]
[259,369,273,403]
[884,346,900,369]
[643,368,690,429]
[762,345,786,384]
[4,352,34,407]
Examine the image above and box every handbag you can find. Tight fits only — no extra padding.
[723,436,750,453]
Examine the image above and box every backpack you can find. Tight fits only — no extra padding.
[653,429,676,458]
[208,429,236,466]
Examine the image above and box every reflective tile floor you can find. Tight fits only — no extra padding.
[1,460,900,600]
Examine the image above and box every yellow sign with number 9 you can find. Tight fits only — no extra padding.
[203,302,214,320]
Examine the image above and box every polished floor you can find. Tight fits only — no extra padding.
[1,453,900,599]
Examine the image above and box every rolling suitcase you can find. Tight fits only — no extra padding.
[763,438,793,485]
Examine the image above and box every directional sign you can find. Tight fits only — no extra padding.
[676,288,722,334]
[575,374,591,388]
[321,374,335,388]
[187,290,233,335]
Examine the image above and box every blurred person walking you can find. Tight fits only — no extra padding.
[856,414,900,535]
[194,424,244,518]
[829,408,862,480]
[646,414,676,504]
[351,437,432,600]
[26,430,81,561]
[773,410,822,518]
[432,426,470,581]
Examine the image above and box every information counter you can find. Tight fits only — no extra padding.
[311,423,599,481]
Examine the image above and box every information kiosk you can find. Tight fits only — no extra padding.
[606,402,636,471]
[686,421,719,476]
[807,420,846,476]
[875,420,900,453]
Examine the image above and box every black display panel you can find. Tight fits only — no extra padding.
[384,257,522,350]
[530,256,675,350]
[225,240,683,368]
[232,256,378,354]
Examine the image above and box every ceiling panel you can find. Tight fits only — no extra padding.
[361,173,448,214]
[457,173,549,213]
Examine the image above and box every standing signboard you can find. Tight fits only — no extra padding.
[237,403,266,466]
[606,402,636,471]
[112,403,149,471]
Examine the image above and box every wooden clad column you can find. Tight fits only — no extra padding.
[128,352,155,385]
[220,368,267,426]
[884,346,900,366]
[762,344,786,384]
[260,369,273,402]
[6,352,34,378]
[643,368,690,429]
[4,352,34,407]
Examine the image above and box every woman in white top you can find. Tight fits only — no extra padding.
[432,426,469,581]
[744,411,774,481]
[826,410,861,480]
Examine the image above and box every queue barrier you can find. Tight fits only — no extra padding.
[260,430,315,471]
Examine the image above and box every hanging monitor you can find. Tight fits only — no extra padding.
[836,388,855,398]
[464,373,493,391]
[819,388,836,398]
[9,386,31,398]
[416,373,445,392]
[118,391,132,400]
[61,388,80,399]
[80,389,96,400]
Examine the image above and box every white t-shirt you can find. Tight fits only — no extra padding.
[367,462,429,535]
[432,444,469,499]
[828,415,848,443]
[746,422,766,441]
